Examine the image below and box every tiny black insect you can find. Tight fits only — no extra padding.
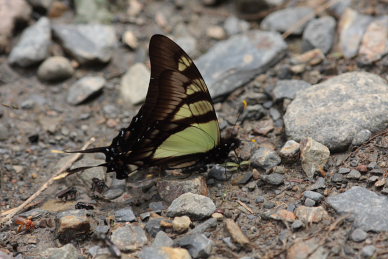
[75,202,94,210]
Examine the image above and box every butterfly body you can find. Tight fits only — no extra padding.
[69,35,239,179]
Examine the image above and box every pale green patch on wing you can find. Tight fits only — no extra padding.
[189,100,213,116]
[178,56,192,72]
[153,120,219,159]
[173,104,192,120]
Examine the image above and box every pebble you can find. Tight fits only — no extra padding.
[0,123,10,140]
[149,201,166,213]
[309,177,326,190]
[327,186,388,231]
[351,228,368,242]
[287,238,325,259]
[189,218,217,234]
[269,107,281,121]
[263,201,276,209]
[338,167,351,174]
[374,178,386,187]
[166,192,216,220]
[261,6,314,34]
[304,191,324,202]
[206,25,226,40]
[52,23,117,64]
[196,30,287,99]
[95,225,109,235]
[272,80,311,101]
[152,231,174,248]
[270,209,296,222]
[103,178,126,200]
[67,76,105,105]
[346,169,361,180]
[291,220,304,231]
[122,30,138,49]
[140,247,191,259]
[211,213,223,221]
[111,225,148,251]
[331,173,344,183]
[173,216,191,233]
[252,147,281,170]
[208,164,230,181]
[351,129,372,146]
[284,72,388,151]
[70,157,106,187]
[145,217,165,237]
[300,137,330,178]
[56,210,95,243]
[43,244,80,259]
[302,16,336,54]
[338,8,372,58]
[9,17,51,67]
[231,171,253,185]
[37,56,74,82]
[174,233,213,259]
[224,219,250,247]
[291,48,325,66]
[120,63,150,104]
[75,0,112,23]
[261,173,284,186]
[242,104,266,121]
[115,207,136,222]
[224,16,250,35]
[157,176,209,203]
[279,140,300,161]
[367,162,378,170]
[255,196,265,203]
[304,198,316,207]
[295,206,329,223]
[361,245,376,258]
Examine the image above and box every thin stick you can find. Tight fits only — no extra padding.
[0,138,95,225]
[282,0,341,39]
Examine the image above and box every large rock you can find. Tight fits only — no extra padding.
[120,63,150,104]
[284,72,388,151]
[9,17,51,66]
[196,30,287,99]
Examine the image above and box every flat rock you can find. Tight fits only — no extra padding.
[75,0,113,23]
[196,30,287,99]
[251,147,281,170]
[272,80,311,101]
[261,7,314,35]
[359,15,388,64]
[37,56,74,82]
[327,186,388,232]
[111,225,148,252]
[295,206,329,223]
[300,137,330,178]
[120,63,150,104]
[9,17,51,67]
[52,23,117,65]
[152,231,174,248]
[0,0,31,53]
[166,192,216,220]
[67,76,105,105]
[174,233,213,259]
[303,16,336,54]
[140,247,191,259]
[284,72,388,151]
[224,219,250,247]
[279,140,300,161]
[115,207,136,222]
[338,9,372,58]
[43,244,80,259]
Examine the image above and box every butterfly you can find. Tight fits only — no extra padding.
[68,34,240,179]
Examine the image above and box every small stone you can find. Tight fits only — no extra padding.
[0,123,10,141]
[56,210,95,244]
[263,201,276,209]
[175,36,198,57]
[309,177,326,190]
[189,218,217,234]
[224,219,250,247]
[140,247,191,259]
[273,80,311,101]
[252,147,281,170]
[206,25,226,40]
[368,175,379,184]
[212,213,224,221]
[43,244,81,259]
[115,207,136,222]
[361,245,376,258]
[149,201,166,213]
[367,162,378,170]
[111,225,148,252]
[95,225,110,235]
[291,220,304,231]
[331,173,344,183]
[346,169,361,179]
[304,191,324,202]
[270,209,296,222]
[287,238,323,259]
[246,181,256,191]
[370,168,384,175]
[303,16,336,54]
[208,164,230,181]
[120,63,150,104]
[67,76,105,105]
[103,178,126,200]
[37,56,74,82]
[167,192,215,220]
[174,233,213,259]
[374,178,386,187]
[231,171,253,185]
[173,216,191,233]
[338,167,351,174]
[261,173,284,186]
[269,107,281,120]
[350,159,359,167]
[291,49,325,66]
[152,231,174,248]
[255,196,265,203]
[304,198,316,207]
[145,218,165,237]
[300,137,330,178]
[224,16,250,36]
[295,206,329,223]
[122,30,138,49]
[352,129,372,146]
[351,228,368,242]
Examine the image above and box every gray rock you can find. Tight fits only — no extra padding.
[269,107,281,120]
[188,218,217,234]
[111,225,148,251]
[166,192,216,220]
[224,16,250,35]
[52,23,116,64]
[352,129,372,146]
[261,173,284,186]
[331,173,344,183]
[140,246,191,259]
[145,218,165,237]
[252,147,281,170]
[304,191,324,202]
[279,140,300,160]
[303,16,336,54]
[242,104,266,121]
[115,207,136,222]
[272,80,311,101]
[174,233,213,258]
[261,7,314,34]
[95,225,109,235]
[300,137,330,178]
[338,9,372,58]
[284,72,388,151]
[263,201,276,209]
[152,231,174,248]
[327,186,388,232]
[120,63,150,104]
[361,245,376,258]
[329,0,352,17]
[103,178,126,200]
[175,36,198,57]
[304,198,316,207]
[70,157,106,187]
[291,220,304,230]
[43,244,80,259]
[347,169,361,179]
[208,164,230,181]
[256,196,265,203]
[309,177,326,190]
[74,0,113,23]
[338,167,351,174]
[149,201,166,213]
[0,123,10,140]
[351,228,368,242]
[56,210,95,243]
[67,76,105,105]
[37,56,74,81]
[9,17,51,67]
[196,30,287,99]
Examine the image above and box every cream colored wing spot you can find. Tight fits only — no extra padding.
[186,83,202,95]
[189,100,213,116]
[173,104,192,120]
[178,56,192,72]
[153,121,219,159]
